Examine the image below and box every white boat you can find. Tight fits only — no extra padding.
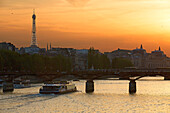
[39,81,77,94]
[14,80,31,89]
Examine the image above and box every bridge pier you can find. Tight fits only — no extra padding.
[86,80,94,93]
[3,81,14,92]
[129,80,136,94]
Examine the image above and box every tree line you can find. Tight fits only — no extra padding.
[0,50,71,72]
[88,47,110,69]
[0,48,134,72]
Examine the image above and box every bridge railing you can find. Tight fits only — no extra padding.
[80,68,170,73]
[1,68,170,76]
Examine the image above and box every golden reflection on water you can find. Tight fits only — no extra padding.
[0,79,170,113]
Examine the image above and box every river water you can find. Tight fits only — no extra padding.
[0,77,170,113]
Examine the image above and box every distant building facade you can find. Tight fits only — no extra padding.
[104,48,132,63]
[105,45,170,69]
[47,47,76,57]
[74,49,88,71]
[19,47,41,54]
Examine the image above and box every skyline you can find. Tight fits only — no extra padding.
[1,41,166,56]
[1,0,170,55]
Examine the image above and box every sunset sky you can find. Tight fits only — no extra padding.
[1,0,170,55]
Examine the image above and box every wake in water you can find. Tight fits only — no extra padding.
[0,93,59,110]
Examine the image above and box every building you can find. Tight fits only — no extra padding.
[143,47,167,68]
[0,42,16,51]
[131,45,147,68]
[132,45,146,55]
[131,45,169,68]
[105,44,170,69]
[104,48,132,63]
[20,47,40,54]
[47,45,76,57]
[74,49,89,71]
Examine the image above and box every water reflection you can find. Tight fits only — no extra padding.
[0,79,170,112]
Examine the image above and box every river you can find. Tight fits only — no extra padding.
[0,77,170,113]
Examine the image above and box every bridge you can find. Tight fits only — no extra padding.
[0,68,170,94]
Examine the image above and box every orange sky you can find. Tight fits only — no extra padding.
[1,0,170,55]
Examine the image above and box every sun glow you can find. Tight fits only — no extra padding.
[1,0,170,55]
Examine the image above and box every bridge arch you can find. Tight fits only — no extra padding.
[133,74,166,80]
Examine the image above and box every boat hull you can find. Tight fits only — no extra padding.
[14,84,31,89]
[39,89,77,94]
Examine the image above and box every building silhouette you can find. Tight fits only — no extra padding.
[105,45,170,69]
[31,9,37,48]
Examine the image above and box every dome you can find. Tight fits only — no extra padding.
[151,47,164,54]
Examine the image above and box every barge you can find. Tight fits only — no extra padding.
[39,81,77,94]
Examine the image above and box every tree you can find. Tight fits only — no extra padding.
[112,58,133,69]
[0,54,4,71]
[88,47,110,69]
[0,50,72,73]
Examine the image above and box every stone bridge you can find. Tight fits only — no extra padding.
[0,68,170,94]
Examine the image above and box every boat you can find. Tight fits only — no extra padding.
[39,81,77,94]
[14,80,31,89]
[0,79,3,89]
[3,81,14,92]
